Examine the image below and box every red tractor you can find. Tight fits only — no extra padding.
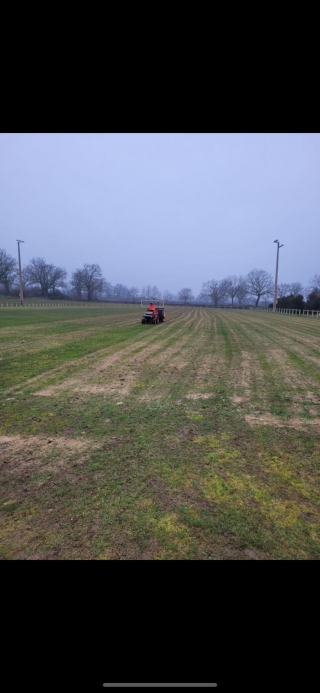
[141,304,166,324]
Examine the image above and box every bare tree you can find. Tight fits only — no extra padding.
[247,269,273,307]
[199,281,211,302]
[197,291,209,302]
[235,276,248,305]
[178,287,194,303]
[113,283,121,298]
[129,286,139,301]
[80,264,104,301]
[25,258,45,296]
[141,284,152,300]
[225,276,239,306]
[25,258,67,298]
[113,283,127,299]
[141,284,162,300]
[71,269,85,300]
[290,282,304,297]
[307,274,320,293]
[277,283,291,298]
[50,266,67,295]
[163,290,174,301]
[200,279,228,306]
[0,248,18,295]
[102,281,113,298]
[151,285,161,300]
[93,278,107,301]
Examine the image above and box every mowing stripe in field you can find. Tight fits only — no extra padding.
[1,307,320,560]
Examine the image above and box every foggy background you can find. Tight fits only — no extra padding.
[1,132,319,296]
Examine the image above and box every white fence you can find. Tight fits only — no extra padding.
[276,308,320,317]
[1,302,320,317]
[0,301,114,308]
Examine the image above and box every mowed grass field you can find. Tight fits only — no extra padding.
[1,304,320,560]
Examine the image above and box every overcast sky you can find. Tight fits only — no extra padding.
[1,133,319,296]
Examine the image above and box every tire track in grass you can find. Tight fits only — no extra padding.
[230,312,320,357]
[134,309,216,404]
[251,318,320,363]
[0,310,142,338]
[175,308,244,402]
[65,308,199,398]
[136,308,236,405]
[217,311,283,413]
[217,310,320,427]
[195,309,255,402]
[0,320,143,360]
[207,312,274,411]
[233,312,318,387]
[182,312,318,426]
[3,307,188,395]
[36,333,195,398]
[233,314,320,406]
[2,307,320,560]
[28,309,198,397]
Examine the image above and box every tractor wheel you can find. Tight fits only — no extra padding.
[142,318,146,324]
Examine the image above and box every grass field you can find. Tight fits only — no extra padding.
[1,304,320,560]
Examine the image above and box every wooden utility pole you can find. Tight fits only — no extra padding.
[17,240,24,306]
[273,240,283,313]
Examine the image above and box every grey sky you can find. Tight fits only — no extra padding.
[1,133,319,295]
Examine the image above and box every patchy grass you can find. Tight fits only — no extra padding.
[1,306,320,559]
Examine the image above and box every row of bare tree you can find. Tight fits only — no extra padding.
[0,248,319,306]
[0,251,173,302]
[199,273,306,307]
[174,274,308,306]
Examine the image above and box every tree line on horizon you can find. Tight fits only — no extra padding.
[0,248,320,309]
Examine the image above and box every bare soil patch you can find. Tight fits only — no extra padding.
[245,413,320,430]
[0,434,99,475]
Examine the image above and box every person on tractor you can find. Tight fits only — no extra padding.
[148,303,156,312]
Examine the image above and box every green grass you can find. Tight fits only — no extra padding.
[1,305,320,559]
